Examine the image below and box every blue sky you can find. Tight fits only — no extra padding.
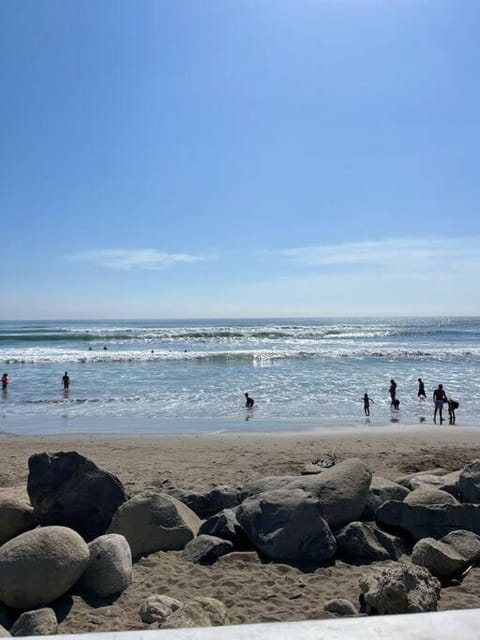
[1,0,479,319]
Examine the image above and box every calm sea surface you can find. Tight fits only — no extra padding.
[1,317,479,434]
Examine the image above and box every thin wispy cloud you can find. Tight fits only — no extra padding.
[276,237,480,270]
[70,249,207,270]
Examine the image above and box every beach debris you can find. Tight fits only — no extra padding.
[361,476,410,521]
[324,598,358,617]
[159,481,239,519]
[108,491,201,559]
[0,497,37,546]
[27,451,128,542]
[182,534,233,565]
[376,501,480,540]
[10,608,58,637]
[198,508,251,550]
[404,487,459,507]
[236,488,336,564]
[359,562,441,615]
[458,460,480,502]
[0,526,89,609]
[139,595,182,624]
[78,533,132,598]
[336,521,406,562]
[161,597,229,629]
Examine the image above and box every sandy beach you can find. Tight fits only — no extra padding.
[1,424,480,632]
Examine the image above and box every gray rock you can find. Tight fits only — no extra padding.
[394,469,450,488]
[139,595,183,624]
[240,458,372,530]
[412,537,467,580]
[361,476,410,520]
[376,500,480,540]
[182,535,233,565]
[336,521,405,562]
[359,562,441,615]
[238,476,299,501]
[198,509,251,550]
[0,498,37,547]
[10,609,57,636]
[441,530,480,564]
[459,460,480,503]
[27,451,128,542]
[324,598,358,616]
[80,533,132,597]
[404,487,459,507]
[162,597,229,629]
[161,484,239,519]
[108,491,201,558]
[0,526,89,609]
[236,488,336,564]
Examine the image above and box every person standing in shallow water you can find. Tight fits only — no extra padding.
[1,373,8,390]
[389,379,397,407]
[244,392,254,408]
[362,393,374,416]
[417,378,426,399]
[62,371,70,391]
[433,384,448,423]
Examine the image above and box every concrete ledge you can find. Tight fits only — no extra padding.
[22,608,480,640]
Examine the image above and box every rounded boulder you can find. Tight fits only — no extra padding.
[80,534,132,598]
[0,526,89,609]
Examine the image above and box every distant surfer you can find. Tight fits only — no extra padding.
[417,378,426,399]
[362,393,374,416]
[62,371,70,391]
[245,392,254,408]
[389,379,397,407]
[1,373,8,390]
[433,384,448,423]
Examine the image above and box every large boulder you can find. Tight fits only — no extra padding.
[0,499,37,546]
[359,562,441,615]
[139,595,183,624]
[162,597,229,629]
[336,521,405,562]
[376,500,480,540]
[458,461,480,503]
[108,491,201,558]
[79,534,132,597]
[236,488,336,564]
[238,476,298,501]
[198,509,251,550]
[182,535,233,565]
[361,476,409,520]
[27,451,128,542]
[0,526,89,609]
[404,487,459,507]
[441,530,480,564]
[394,469,449,488]
[412,537,467,580]
[240,459,372,530]
[10,609,57,637]
[161,483,239,519]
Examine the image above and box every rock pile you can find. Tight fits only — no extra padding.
[0,450,480,634]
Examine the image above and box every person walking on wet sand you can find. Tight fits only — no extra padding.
[62,371,70,391]
[433,384,448,423]
[447,398,459,425]
[362,393,374,416]
[417,378,426,399]
[245,392,254,408]
[389,379,397,407]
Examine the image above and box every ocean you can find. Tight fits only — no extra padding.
[1,317,479,435]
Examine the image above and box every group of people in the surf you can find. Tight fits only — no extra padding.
[362,378,459,424]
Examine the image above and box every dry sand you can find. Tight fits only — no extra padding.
[2,424,480,632]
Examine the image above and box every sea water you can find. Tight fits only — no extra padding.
[0,317,479,435]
